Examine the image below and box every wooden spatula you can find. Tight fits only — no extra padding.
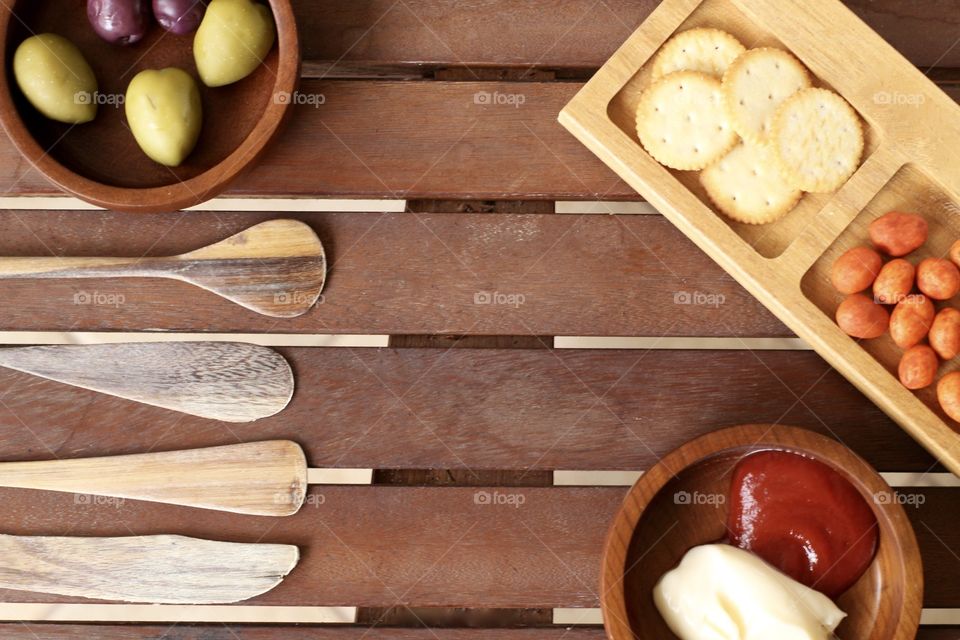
[0,219,326,318]
[0,441,307,516]
[0,534,299,603]
[0,341,294,422]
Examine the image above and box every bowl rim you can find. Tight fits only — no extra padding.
[599,423,923,640]
[0,0,300,213]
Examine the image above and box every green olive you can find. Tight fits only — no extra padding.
[13,34,98,124]
[194,0,276,87]
[125,68,202,167]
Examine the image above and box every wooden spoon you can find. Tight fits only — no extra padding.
[0,534,299,603]
[0,219,326,318]
[0,441,308,516]
[0,341,294,422]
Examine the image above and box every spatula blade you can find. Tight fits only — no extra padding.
[0,342,294,422]
[0,534,299,604]
[176,219,326,318]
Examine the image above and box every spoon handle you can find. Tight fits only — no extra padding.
[0,441,307,516]
[0,256,166,279]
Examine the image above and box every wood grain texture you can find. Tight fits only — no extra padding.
[0,210,784,336]
[559,0,960,473]
[0,535,298,604]
[0,78,955,199]
[5,628,957,640]
[602,425,922,640]
[0,347,937,472]
[0,220,326,318]
[0,342,294,422]
[0,485,954,607]
[0,441,307,516]
[292,0,960,70]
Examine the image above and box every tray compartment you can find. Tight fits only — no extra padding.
[605,0,880,259]
[801,163,960,428]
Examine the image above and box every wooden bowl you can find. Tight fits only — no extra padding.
[601,424,922,640]
[0,0,299,212]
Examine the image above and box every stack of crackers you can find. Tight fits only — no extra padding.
[635,28,864,225]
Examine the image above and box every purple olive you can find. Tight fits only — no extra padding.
[153,0,206,35]
[87,0,150,45]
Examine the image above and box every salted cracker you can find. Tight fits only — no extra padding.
[722,47,811,144]
[636,70,738,171]
[770,88,864,193]
[651,27,746,79]
[700,142,803,224]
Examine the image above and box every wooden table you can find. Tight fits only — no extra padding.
[0,1,958,638]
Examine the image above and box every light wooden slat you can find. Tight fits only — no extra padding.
[292,0,960,70]
[0,210,786,336]
[4,627,958,639]
[1,80,957,199]
[0,348,936,472]
[0,486,953,607]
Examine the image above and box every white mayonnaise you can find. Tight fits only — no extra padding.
[653,544,846,640]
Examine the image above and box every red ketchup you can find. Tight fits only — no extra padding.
[727,450,878,598]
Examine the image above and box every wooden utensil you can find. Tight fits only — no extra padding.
[0,219,326,318]
[601,425,922,640]
[559,0,960,474]
[0,441,307,516]
[0,341,294,422]
[0,0,300,213]
[0,534,298,603]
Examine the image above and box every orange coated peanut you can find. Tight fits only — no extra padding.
[929,307,960,360]
[836,293,889,339]
[889,294,934,348]
[898,345,938,390]
[872,259,915,305]
[917,258,960,300]
[937,372,960,422]
[868,211,928,257]
[830,246,882,294]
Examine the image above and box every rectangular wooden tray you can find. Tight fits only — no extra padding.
[559,0,960,474]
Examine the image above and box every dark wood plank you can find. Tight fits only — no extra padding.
[0,210,787,336]
[1,79,957,199]
[4,627,958,640]
[296,1,960,70]
[0,486,953,607]
[0,81,630,199]
[0,348,937,472]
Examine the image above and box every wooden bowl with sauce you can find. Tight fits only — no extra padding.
[0,0,299,213]
[601,424,922,640]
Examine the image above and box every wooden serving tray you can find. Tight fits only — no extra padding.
[559,0,960,474]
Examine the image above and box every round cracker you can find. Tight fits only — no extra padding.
[700,142,802,224]
[770,88,864,193]
[721,47,811,144]
[651,27,746,79]
[636,71,739,171]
